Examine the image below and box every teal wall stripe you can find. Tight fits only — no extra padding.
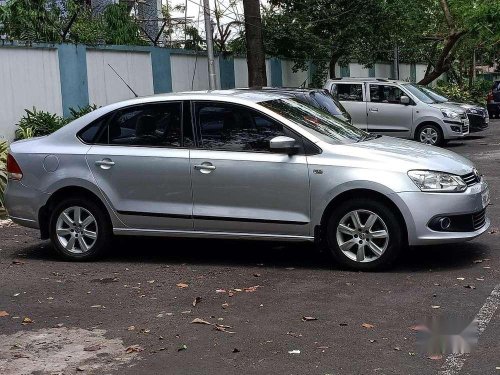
[340,64,350,78]
[270,58,283,87]
[150,47,172,93]
[219,56,235,89]
[410,63,417,82]
[57,44,89,117]
[368,66,376,77]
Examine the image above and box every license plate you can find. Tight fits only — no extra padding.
[482,188,490,208]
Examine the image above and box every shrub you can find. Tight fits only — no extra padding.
[15,104,99,140]
[0,140,8,208]
[15,108,65,140]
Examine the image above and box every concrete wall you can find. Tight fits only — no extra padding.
[0,47,63,141]
[281,60,308,87]
[233,57,272,88]
[170,54,221,92]
[86,49,154,106]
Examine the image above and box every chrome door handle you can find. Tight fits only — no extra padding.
[95,159,115,169]
[194,164,216,171]
[369,108,379,112]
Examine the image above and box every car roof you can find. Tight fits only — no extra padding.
[325,77,410,84]
[168,89,289,102]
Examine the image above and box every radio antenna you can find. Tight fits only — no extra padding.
[107,63,139,98]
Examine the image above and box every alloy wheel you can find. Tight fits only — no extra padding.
[335,209,389,263]
[55,206,98,254]
[419,127,438,145]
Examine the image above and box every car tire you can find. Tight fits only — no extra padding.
[325,199,403,271]
[416,124,443,146]
[49,197,112,261]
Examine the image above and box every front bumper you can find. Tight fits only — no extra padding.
[467,112,489,132]
[396,180,490,246]
[443,118,469,139]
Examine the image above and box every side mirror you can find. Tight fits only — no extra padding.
[269,136,299,155]
[400,95,410,105]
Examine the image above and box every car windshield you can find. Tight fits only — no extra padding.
[260,98,371,144]
[402,83,436,104]
[419,86,448,103]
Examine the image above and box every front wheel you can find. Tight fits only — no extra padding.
[49,198,112,261]
[416,124,443,146]
[325,199,404,271]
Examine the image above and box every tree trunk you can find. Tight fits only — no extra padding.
[329,53,339,78]
[243,0,267,87]
[418,31,467,85]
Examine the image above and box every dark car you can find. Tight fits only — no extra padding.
[240,87,352,124]
[487,80,500,119]
[420,86,489,132]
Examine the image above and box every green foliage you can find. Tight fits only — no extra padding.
[15,104,98,140]
[0,0,146,45]
[434,79,490,105]
[15,108,65,140]
[0,140,8,208]
[67,104,98,121]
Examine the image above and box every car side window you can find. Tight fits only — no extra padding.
[96,103,183,147]
[332,84,363,102]
[194,102,299,152]
[369,85,405,104]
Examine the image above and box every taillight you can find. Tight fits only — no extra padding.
[487,91,493,102]
[6,154,23,180]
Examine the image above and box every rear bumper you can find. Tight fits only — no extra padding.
[487,103,500,114]
[4,180,47,229]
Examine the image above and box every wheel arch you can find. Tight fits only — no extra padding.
[39,186,113,240]
[414,121,444,141]
[317,188,410,246]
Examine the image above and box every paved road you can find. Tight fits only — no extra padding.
[1,121,499,375]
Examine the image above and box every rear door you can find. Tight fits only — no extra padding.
[189,101,311,237]
[85,101,194,231]
[329,83,367,130]
[366,83,413,138]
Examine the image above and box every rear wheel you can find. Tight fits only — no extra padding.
[325,199,403,271]
[49,197,112,261]
[416,124,443,146]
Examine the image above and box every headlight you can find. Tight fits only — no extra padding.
[408,170,467,192]
[441,108,460,119]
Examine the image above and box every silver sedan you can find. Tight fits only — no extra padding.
[4,90,490,270]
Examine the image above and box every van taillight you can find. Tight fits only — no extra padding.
[6,154,23,180]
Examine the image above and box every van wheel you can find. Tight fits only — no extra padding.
[325,199,403,271]
[49,197,112,261]
[416,124,443,146]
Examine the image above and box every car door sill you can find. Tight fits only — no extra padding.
[113,228,314,242]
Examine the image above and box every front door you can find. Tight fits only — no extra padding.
[367,84,413,138]
[189,101,311,237]
[86,101,194,231]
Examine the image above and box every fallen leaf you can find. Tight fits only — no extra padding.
[12,260,24,265]
[215,289,226,293]
[83,344,102,352]
[191,318,211,325]
[178,344,187,352]
[53,323,64,328]
[21,317,33,325]
[90,305,103,308]
[457,277,465,281]
[222,303,229,309]
[253,273,261,277]
[431,305,441,309]
[192,297,202,307]
[464,284,476,289]
[489,228,498,234]
[339,322,348,326]
[288,350,300,354]
[394,346,401,351]
[476,278,485,281]
[428,354,443,360]
[147,280,155,284]
[0,311,9,317]
[232,348,240,353]
[244,286,261,292]
[176,283,189,289]
[369,339,377,343]
[127,325,135,331]
[214,324,236,334]
[302,316,317,322]
[362,323,375,329]
[473,259,483,264]
[125,345,144,354]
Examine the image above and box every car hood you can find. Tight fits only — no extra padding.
[428,102,467,114]
[447,102,485,111]
[326,136,474,175]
